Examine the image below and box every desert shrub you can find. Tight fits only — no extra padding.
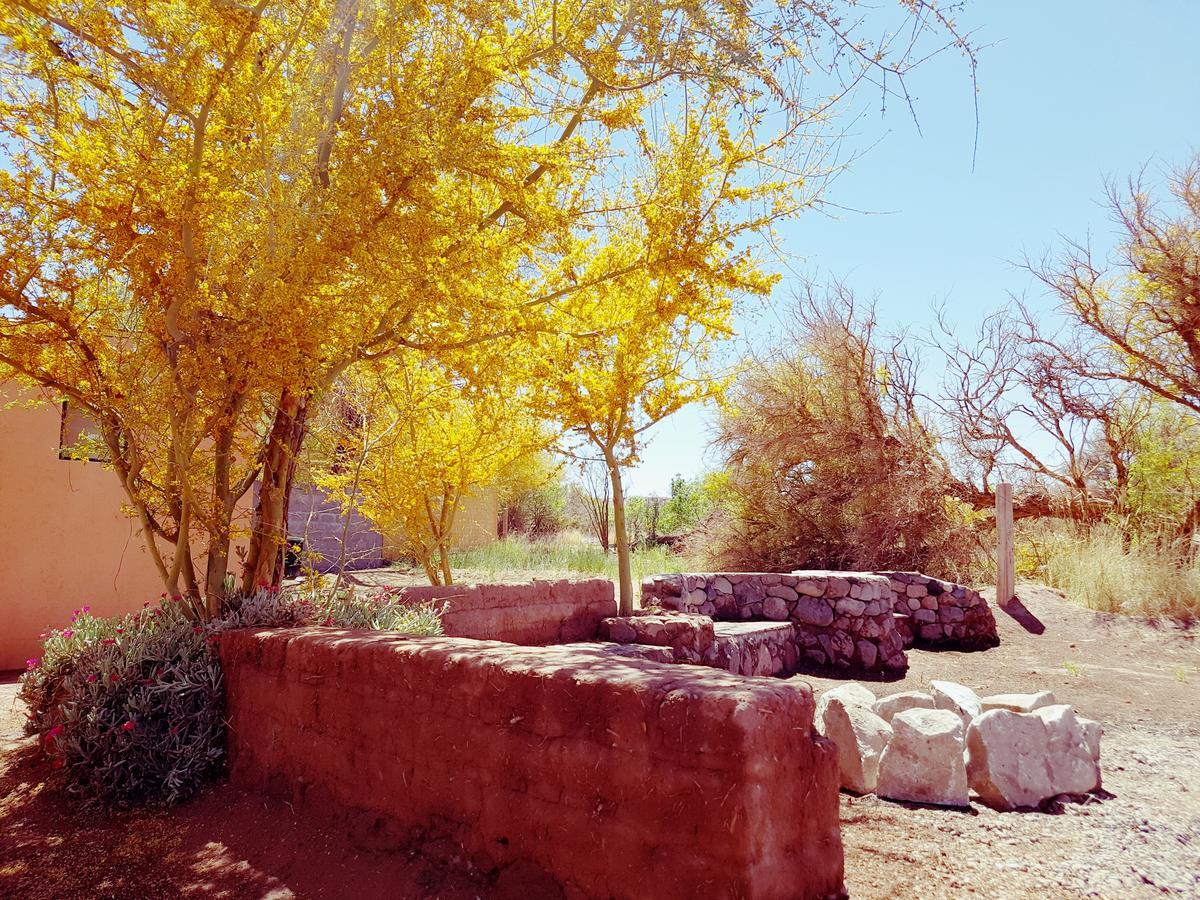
[708,290,989,580]
[308,587,445,632]
[19,587,441,808]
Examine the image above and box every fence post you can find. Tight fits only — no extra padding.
[996,482,1015,605]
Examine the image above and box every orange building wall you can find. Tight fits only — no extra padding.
[0,386,166,670]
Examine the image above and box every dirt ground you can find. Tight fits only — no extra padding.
[1,583,1197,899]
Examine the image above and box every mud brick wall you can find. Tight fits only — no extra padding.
[398,578,616,645]
[642,572,908,674]
[875,571,1000,650]
[220,629,845,900]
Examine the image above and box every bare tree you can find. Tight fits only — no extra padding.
[572,459,612,552]
[935,305,1148,521]
[1027,157,1200,414]
[711,283,984,577]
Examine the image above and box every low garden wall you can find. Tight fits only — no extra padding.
[641,572,908,674]
[397,578,616,645]
[220,628,845,900]
[874,571,1000,649]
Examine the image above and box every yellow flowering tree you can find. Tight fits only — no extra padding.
[315,357,544,585]
[0,0,972,615]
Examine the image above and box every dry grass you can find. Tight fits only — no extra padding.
[393,531,704,588]
[1030,525,1200,623]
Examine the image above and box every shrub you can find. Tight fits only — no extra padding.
[19,587,442,809]
[707,291,988,580]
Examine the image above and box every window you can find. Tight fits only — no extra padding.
[59,401,111,462]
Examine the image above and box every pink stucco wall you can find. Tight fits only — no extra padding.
[0,387,168,669]
[221,628,845,899]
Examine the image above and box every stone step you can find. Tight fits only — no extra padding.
[712,620,798,677]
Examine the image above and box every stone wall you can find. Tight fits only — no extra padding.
[220,628,845,900]
[284,484,384,572]
[641,572,908,674]
[874,571,1000,650]
[398,578,616,645]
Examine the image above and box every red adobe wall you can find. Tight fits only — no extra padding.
[397,578,616,644]
[220,628,845,900]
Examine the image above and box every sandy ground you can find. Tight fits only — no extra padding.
[820,584,1200,899]
[1,583,1197,899]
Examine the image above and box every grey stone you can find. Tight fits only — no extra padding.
[794,596,834,627]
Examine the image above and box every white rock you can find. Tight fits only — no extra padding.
[1035,704,1102,795]
[965,706,1101,810]
[814,682,876,724]
[817,696,893,794]
[872,690,935,722]
[876,708,969,808]
[980,691,1057,713]
[931,680,983,725]
[1078,716,1102,763]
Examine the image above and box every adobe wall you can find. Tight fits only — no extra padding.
[397,578,617,644]
[220,629,845,900]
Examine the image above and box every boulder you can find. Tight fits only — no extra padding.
[817,695,893,794]
[872,690,936,723]
[814,682,875,724]
[876,708,969,808]
[1078,716,1102,763]
[931,680,983,725]
[980,690,1057,713]
[1036,704,1103,794]
[965,706,1101,810]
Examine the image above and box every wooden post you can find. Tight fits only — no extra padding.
[996,482,1015,605]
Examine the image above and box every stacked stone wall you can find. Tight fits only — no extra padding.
[220,628,845,900]
[873,572,999,650]
[642,572,907,673]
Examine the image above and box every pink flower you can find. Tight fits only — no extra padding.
[116,627,124,634]
[45,725,64,740]
[25,658,39,670]
[120,720,135,732]
[52,758,65,769]
[62,629,74,639]
[109,673,119,683]
[81,606,90,614]
[86,673,97,683]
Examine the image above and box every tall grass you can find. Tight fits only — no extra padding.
[425,532,704,586]
[1030,525,1200,622]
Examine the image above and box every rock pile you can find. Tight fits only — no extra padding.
[815,680,1102,810]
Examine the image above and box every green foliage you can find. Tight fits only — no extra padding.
[19,589,442,809]
[1121,403,1200,534]
[306,588,444,633]
[659,474,717,534]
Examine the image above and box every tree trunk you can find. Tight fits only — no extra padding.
[604,450,634,615]
[242,389,310,593]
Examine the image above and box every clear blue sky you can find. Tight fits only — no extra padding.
[626,0,1200,496]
